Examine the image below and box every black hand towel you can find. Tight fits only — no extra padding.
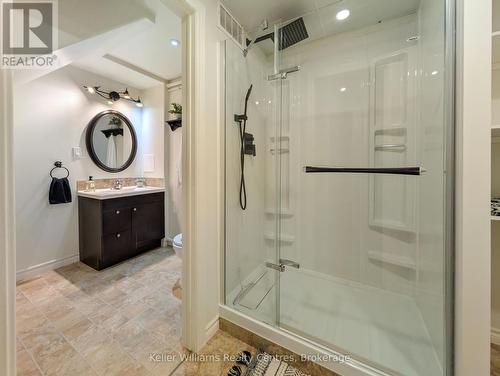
[49,177,72,204]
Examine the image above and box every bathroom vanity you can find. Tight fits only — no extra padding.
[78,187,165,270]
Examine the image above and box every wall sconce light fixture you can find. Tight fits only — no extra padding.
[83,86,144,108]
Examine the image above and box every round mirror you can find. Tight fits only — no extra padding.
[85,110,137,173]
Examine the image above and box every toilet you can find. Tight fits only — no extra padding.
[172,233,182,289]
[173,233,182,260]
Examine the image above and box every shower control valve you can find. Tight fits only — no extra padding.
[243,132,256,156]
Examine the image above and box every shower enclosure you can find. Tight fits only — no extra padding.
[222,1,454,375]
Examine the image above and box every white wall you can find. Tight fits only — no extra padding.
[141,83,166,177]
[454,0,491,374]
[13,65,164,273]
[165,82,183,239]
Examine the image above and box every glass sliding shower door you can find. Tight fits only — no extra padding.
[224,1,452,375]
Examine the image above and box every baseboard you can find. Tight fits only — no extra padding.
[205,316,220,341]
[492,327,500,346]
[16,254,79,282]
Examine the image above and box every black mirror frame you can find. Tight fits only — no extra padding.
[85,110,137,173]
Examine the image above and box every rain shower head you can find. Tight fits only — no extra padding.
[278,18,309,50]
[243,17,309,57]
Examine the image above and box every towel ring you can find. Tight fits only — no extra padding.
[50,161,70,178]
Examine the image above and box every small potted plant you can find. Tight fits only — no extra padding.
[108,116,122,128]
[168,103,182,120]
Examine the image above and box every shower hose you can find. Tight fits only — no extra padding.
[239,117,247,210]
[237,84,253,210]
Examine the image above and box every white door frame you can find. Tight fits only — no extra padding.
[0,1,209,373]
[0,70,16,376]
[166,0,209,352]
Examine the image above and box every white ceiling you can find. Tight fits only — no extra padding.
[223,0,420,50]
[60,0,181,89]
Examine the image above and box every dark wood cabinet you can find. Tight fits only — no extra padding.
[78,192,165,270]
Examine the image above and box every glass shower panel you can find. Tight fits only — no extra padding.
[224,27,283,326]
[276,1,449,376]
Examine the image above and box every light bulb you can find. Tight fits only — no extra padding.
[87,86,95,94]
[336,9,350,21]
[170,38,180,47]
[107,100,113,105]
[136,101,143,108]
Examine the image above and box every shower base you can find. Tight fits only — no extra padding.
[225,267,442,376]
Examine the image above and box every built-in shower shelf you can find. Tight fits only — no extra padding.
[265,208,294,217]
[270,136,290,142]
[373,127,407,135]
[367,251,416,269]
[264,233,295,243]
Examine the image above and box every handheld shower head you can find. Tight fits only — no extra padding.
[245,84,253,102]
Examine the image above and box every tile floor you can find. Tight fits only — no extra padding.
[16,247,257,376]
[16,247,183,376]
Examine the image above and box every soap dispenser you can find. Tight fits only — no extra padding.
[87,176,96,192]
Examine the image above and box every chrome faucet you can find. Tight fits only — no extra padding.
[112,179,123,190]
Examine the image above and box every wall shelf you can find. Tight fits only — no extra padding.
[264,233,295,244]
[492,216,500,221]
[101,128,123,138]
[166,119,182,131]
[367,250,416,269]
[265,208,294,218]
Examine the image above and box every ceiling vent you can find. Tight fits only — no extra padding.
[218,2,246,49]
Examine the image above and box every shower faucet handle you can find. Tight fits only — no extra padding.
[266,259,300,273]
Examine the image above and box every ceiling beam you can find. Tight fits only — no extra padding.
[103,54,168,84]
[13,18,154,86]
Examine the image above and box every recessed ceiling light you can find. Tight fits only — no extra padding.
[336,9,350,21]
[170,38,180,47]
[340,87,347,92]
[431,70,439,76]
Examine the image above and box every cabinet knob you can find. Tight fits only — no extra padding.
[133,208,137,212]
[116,210,120,214]
[116,233,121,238]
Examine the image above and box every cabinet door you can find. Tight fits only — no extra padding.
[102,230,133,268]
[132,201,165,247]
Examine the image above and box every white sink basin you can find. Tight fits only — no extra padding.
[77,186,165,200]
